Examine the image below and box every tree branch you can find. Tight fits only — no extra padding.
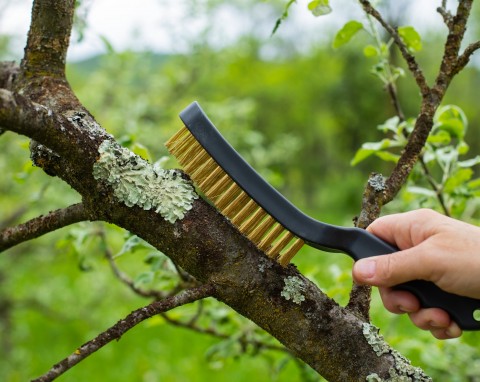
[20,0,75,80]
[455,40,480,75]
[32,284,216,382]
[437,4,453,28]
[434,0,474,95]
[0,203,92,252]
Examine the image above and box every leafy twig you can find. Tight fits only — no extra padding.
[0,203,91,252]
[103,237,167,300]
[358,0,430,96]
[160,312,287,354]
[32,284,215,382]
[100,230,200,299]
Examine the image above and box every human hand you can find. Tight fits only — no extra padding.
[352,209,480,339]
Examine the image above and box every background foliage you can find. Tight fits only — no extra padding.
[1,1,480,381]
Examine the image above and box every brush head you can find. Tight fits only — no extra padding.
[165,116,304,266]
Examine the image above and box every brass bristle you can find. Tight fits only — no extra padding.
[165,126,189,149]
[258,223,284,251]
[167,130,196,156]
[216,183,242,210]
[198,165,225,190]
[278,238,304,266]
[183,149,210,173]
[176,140,203,164]
[239,208,268,235]
[205,174,232,200]
[267,231,294,258]
[231,199,258,226]
[248,215,276,243]
[222,190,250,217]
[190,157,217,182]
[166,127,304,265]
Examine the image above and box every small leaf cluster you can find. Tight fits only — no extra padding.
[352,105,480,218]
[333,19,422,87]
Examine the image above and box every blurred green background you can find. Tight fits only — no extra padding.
[1,1,480,381]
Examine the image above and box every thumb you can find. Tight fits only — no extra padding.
[352,248,430,287]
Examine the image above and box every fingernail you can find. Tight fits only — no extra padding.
[445,322,462,338]
[355,260,376,280]
[398,305,415,313]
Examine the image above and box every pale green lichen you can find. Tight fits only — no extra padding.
[258,257,273,273]
[362,323,432,382]
[93,140,198,223]
[281,276,305,304]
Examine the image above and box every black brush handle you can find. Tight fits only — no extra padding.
[345,228,480,330]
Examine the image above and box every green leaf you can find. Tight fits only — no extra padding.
[351,148,375,166]
[115,235,148,257]
[308,0,332,17]
[374,151,400,163]
[427,130,451,145]
[407,186,437,198]
[131,142,152,161]
[458,155,480,168]
[350,139,399,165]
[134,271,154,288]
[333,21,363,49]
[434,105,468,139]
[363,45,378,57]
[467,178,480,190]
[444,168,473,193]
[377,116,400,133]
[458,141,470,155]
[398,26,422,51]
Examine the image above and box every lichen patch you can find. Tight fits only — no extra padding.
[93,140,198,223]
[362,323,432,382]
[281,276,306,304]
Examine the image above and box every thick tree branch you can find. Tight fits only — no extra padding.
[0,203,92,252]
[32,284,216,382]
[20,0,75,80]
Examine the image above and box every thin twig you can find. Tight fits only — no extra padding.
[0,203,91,252]
[160,312,287,353]
[455,41,480,75]
[100,231,200,299]
[100,231,167,300]
[419,159,450,216]
[437,4,453,27]
[32,284,216,382]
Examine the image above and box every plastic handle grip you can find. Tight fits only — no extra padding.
[347,228,480,330]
